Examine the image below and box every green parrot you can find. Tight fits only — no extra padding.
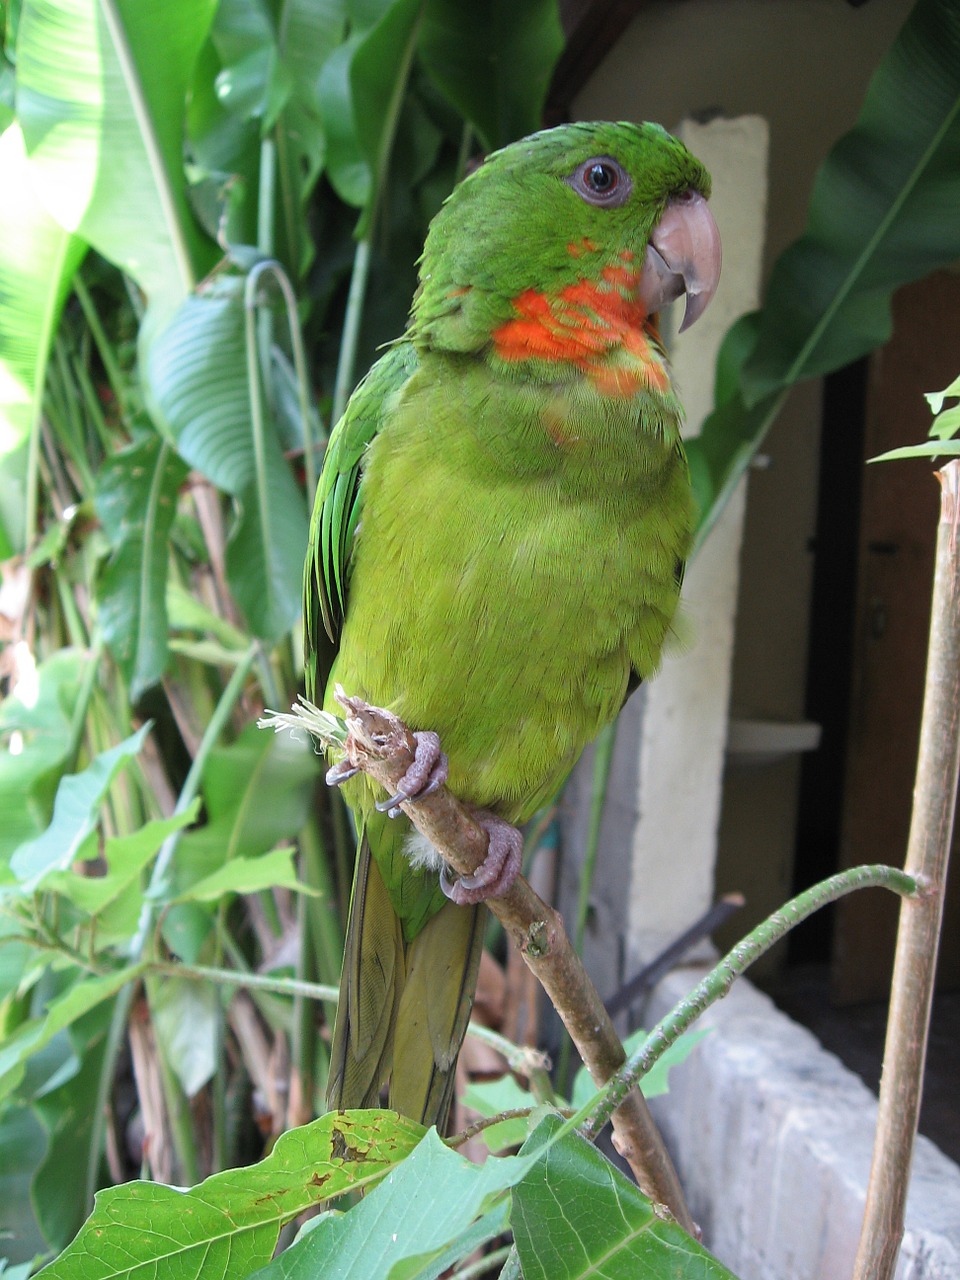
[303,120,720,1128]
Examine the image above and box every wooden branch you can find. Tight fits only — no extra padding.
[854,461,960,1279]
[335,690,696,1236]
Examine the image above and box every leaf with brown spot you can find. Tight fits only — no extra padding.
[40,1110,424,1280]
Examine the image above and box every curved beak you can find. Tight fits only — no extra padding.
[638,191,721,332]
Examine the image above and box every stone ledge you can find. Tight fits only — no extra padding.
[646,967,960,1278]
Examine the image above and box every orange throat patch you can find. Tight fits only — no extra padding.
[491,252,669,399]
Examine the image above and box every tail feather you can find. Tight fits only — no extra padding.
[327,832,404,1109]
[391,898,485,1127]
[326,823,485,1129]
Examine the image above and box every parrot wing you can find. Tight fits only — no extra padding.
[303,341,419,702]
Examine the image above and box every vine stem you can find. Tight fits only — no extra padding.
[580,862,917,1141]
[854,461,960,1280]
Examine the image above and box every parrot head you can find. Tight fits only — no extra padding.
[410,121,721,390]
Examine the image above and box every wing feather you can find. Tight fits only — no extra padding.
[303,342,419,701]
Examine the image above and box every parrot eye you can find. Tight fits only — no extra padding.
[567,156,631,207]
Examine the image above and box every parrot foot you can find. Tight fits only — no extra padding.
[440,811,523,905]
[374,731,449,819]
[325,759,360,786]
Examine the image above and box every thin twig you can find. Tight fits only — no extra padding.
[854,461,960,1280]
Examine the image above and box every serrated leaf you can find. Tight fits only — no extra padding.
[9,725,151,892]
[40,1110,425,1280]
[94,437,188,699]
[250,1128,538,1280]
[419,0,564,150]
[16,0,218,318]
[0,123,86,558]
[513,1116,736,1280]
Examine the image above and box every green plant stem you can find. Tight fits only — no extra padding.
[84,646,257,1213]
[455,1245,513,1278]
[331,236,371,428]
[854,461,960,1280]
[145,972,201,1186]
[73,274,128,417]
[581,863,917,1142]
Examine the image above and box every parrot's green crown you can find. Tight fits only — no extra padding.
[409,120,713,360]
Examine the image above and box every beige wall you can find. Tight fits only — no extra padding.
[574,0,916,961]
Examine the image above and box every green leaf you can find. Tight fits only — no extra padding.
[94,437,188,699]
[151,977,218,1097]
[690,0,960,538]
[871,440,960,463]
[317,0,422,212]
[0,965,145,1101]
[742,0,960,402]
[571,1026,710,1107]
[44,804,201,916]
[250,1128,537,1280]
[0,649,88,863]
[461,1075,540,1151]
[0,124,86,557]
[173,847,315,904]
[0,1100,48,1264]
[39,1110,425,1280]
[31,1002,113,1252]
[9,725,151,892]
[16,0,219,319]
[144,279,308,639]
[171,725,319,897]
[513,1116,737,1280]
[419,0,564,150]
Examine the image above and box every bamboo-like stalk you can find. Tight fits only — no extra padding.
[853,460,960,1279]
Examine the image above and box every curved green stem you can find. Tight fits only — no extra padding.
[581,862,918,1141]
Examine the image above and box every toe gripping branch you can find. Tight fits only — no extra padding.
[326,687,521,904]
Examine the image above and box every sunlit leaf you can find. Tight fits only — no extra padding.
[16,0,219,318]
[0,124,85,557]
[39,1110,425,1280]
[250,1128,536,1280]
[0,649,88,863]
[44,804,202,916]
